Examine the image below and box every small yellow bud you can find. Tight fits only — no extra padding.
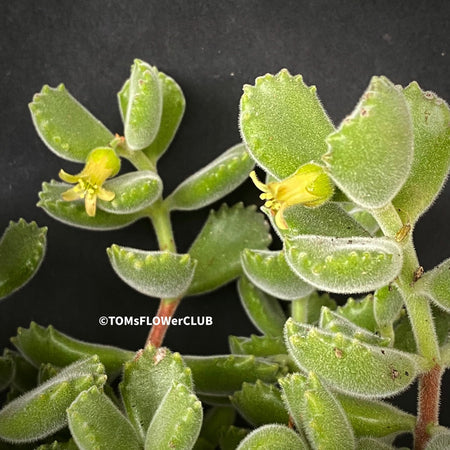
[59,147,121,217]
[250,163,334,229]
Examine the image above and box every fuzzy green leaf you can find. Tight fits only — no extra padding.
[324,76,413,208]
[0,220,47,300]
[11,322,133,379]
[0,356,105,443]
[418,258,450,312]
[167,143,254,211]
[305,292,337,324]
[144,382,202,450]
[124,59,162,151]
[36,439,79,450]
[120,346,193,440]
[4,350,38,393]
[97,171,162,214]
[0,355,14,392]
[302,373,355,450]
[195,406,236,450]
[393,82,450,221]
[187,204,271,295]
[107,245,196,299]
[425,429,450,449]
[337,295,377,332]
[29,84,113,162]
[320,307,390,346]
[219,426,250,450]
[240,69,334,179]
[236,424,308,450]
[241,249,314,300]
[285,318,417,397]
[230,381,288,427]
[229,335,286,357]
[182,354,285,396]
[356,438,395,449]
[285,236,402,294]
[67,386,141,450]
[38,363,59,384]
[374,285,404,327]
[38,181,142,230]
[279,373,308,433]
[237,277,286,336]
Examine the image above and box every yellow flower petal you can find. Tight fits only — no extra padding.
[84,192,97,217]
[97,187,115,202]
[61,186,83,202]
[59,169,80,184]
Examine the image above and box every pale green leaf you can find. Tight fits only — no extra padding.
[236,424,308,450]
[120,346,192,440]
[187,204,271,295]
[325,76,413,208]
[98,171,162,214]
[425,429,450,449]
[241,249,314,300]
[0,220,47,300]
[240,69,334,179]
[219,426,250,450]
[124,59,162,150]
[67,386,141,450]
[374,285,404,327]
[337,295,377,332]
[167,143,254,211]
[418,258,450,312]
[230,381,288,426]
[356,438,395,449]
[11,322,133,379]
[237,276,286,337]
[36,439,79,450]
[107,245,196,298]
[285,318,417,397]
[393,82,450,221]
[229,335,286,357]
[0,357,105,443]
[38,181,143,230]
[144,382,202,450]
[29,84,113,162]
[285,235,402,294]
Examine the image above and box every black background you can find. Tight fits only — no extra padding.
[1,0,449,432]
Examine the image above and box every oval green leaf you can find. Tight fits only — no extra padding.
[167,143,254,211]
[187,203,271,295]
[124,59,162,151]
[68,386,141,450]
[418,258,450,312]
[29,84,113,162]
[374,285,404,328]
[240,69,334,179]
[285,236,402,294]
[38,181,142,230]
[285,318,418,397]
[241,249,314,300]
[107,245,196,299]
[237,424,308,450]
[325,76,413,208]
[229,334,286,357]
[0,220,47,300]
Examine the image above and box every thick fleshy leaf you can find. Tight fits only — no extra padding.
[324,76,413,208]
[241,249,314,300]
[124,59,162,150]
[393,82,450,221]
[425,429,450,449]
[38,181,142,230]
[285,318,418,397]
[0,355,14,391]
[187,204,271,295]
[279,373,308,434]
[0,220,47,300]
[182,354,285,396]
[107,245,196,298]
[4,350,38,393]
[285,236,402,294]
[356,438,395,449]
[239,69,334,179]
[236,424,308,450]
[120,346,192,440]
[337,295,377,332]
[36,439,78,450]
[418,258,450,312]
[196,406,236,450]
[302,373,355,450]
[144,382,202,450]
[97,170,162,214]
[343,204,380,235]
[304,291,337,324]
[11,322,133,379]
[0,357,105,443]
[167,143,254,211]
[67,386,141,450]
[29,84,113,162]
[229,335,286,357]
[38,363,59,384]
[374,285,404,327]
[320,307,390,346]
[230,381,288,426]
[219,426,250,450]
[237,277,285,336]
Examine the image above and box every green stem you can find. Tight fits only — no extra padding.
[291,296,309,323]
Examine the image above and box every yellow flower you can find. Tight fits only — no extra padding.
[59,147,121,217]
[250,163,334,230]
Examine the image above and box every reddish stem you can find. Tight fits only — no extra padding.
[414,364,442,450]
[145,298,181,348]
